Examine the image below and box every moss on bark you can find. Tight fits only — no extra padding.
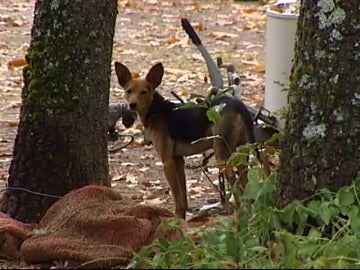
[1,0,118,223]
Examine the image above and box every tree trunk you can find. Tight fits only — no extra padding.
[1,0,118,223]
[278,1,360,206]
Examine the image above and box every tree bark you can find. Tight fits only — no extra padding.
[278,0,360,206]
[1,0,118,223]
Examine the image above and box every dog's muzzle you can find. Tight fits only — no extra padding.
[129,103,137,110]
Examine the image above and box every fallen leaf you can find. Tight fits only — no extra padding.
[7,121,19,127]
[12,18,25,27]
[111,182,118,187]
[131,140,149,147]
[177,74,189,83]
[126,173,137,184]
[192,22,204,32]
[143,0,158,4]
[142,197,165,205]
[0,15,26,27]
[177,88,190,96]
[242,58,259,66]
[1,102,22,110]
[7,58,27,69]
[138,167,149,172]
[215,19,234,27]
[140,153,153,160]
[150,179,161,185]
[190,53,205,62]
[111,174,125,181]
[120,49,138,55]
[253,63,265,72]
[149,40,160,47]
[165,37,179,45]
[242,7,258,14]
[154,161,163,168]
[166,67,188,76]
[144,191,162,200]
[204,75,208,84]
[207,31,239,40]
[189,186,203,195]
[123,127,142,136]
[121,162,135,167]
[190,193,202,199]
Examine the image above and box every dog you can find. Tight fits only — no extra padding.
[115,61,255,218]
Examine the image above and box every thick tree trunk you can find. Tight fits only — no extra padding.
[278,1,360,206]
[1,0,118,223]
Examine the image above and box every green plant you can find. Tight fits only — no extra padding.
[274,176,360,268]
[128,165,360,269]
[128,163,279,269]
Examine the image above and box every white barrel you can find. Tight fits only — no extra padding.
[265,9,298,128]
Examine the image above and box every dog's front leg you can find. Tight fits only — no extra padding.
[163,156,187,218]
[149,123,188,218]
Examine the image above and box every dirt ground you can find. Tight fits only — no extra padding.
[0,0,267,266]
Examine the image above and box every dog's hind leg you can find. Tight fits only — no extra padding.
[174,156,188,214]
[163,156,188,218]
[214,112,250,190]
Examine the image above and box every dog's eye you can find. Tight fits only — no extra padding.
[126,89,132,94]
[140,90,147,95]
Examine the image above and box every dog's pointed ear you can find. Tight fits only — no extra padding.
[145,63,164,89]
[115,62,132,88]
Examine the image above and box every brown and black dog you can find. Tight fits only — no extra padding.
[115,62,255,218]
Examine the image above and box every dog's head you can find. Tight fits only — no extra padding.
[114,62,164,116]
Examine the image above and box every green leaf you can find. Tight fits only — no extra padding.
[228,151,248,166]
[307,200,320,214]
[318,202,339,225]
[189,93,206,100]
[337,186,355,214]
[178,102,201,109]
[237,214,250,234]
[242,167,262,199]
[298,241,320,258]
[270,213,282,230]
[279,203,296,225]
[247,166,264,183]
[206,108,221,123]
[157,237,171,249]
[350,214,360,237]
[294,202,309,234]
[346,205,359,219]
[317,188,334,200]
[250,246,268,253]
[276,231,301,269]
[225,232,240,260]
[308,228,322,239]
[319,203,332,225]
[265,130,283,145]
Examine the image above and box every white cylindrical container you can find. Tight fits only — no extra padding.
[265,9,298,128]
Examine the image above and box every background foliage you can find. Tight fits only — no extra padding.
[129,157,360,269]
